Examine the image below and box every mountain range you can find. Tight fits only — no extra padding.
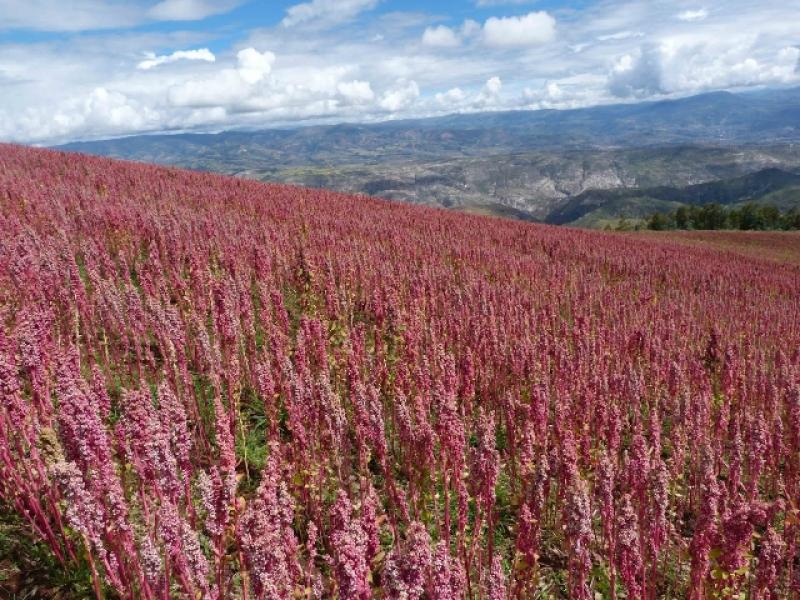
[58,87,800,226]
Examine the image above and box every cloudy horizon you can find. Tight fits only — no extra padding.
[1,0,798,144]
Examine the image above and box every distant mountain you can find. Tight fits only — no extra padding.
[59,87,800,165]
[56,87,800,227]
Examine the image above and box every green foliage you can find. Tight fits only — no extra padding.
[0,508,100,599]
[236,385,271,490]
[646,202,800,231]
[608,216,645,231]
[647,212,674,231]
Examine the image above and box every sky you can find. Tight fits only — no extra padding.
[0,0,798,144]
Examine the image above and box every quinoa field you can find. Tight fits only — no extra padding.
[1,144,799,599]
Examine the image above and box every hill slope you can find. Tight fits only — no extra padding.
[1,144,799,598]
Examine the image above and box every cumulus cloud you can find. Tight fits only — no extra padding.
[236,48,275,84]
[167,73,248,108]
[520,75,607,110]
[0,86,160,143]
[2,0,800,144]
[608,39,800,101]
[482,11,556,48]
[435,87,466,107]
[167,48,275,108]
[337,80,374,104]
[432,77,506,112]
[432,77,514,112]
[422,25,460,48]
[379,79,420,112]
[78,87,155,130]
[281,0,378,28]
[677,9,709,22]
[421,21,483,48]
[484,76,502,96]
[461,19,481,38]
[137,48,215,70]
[475,76,503,107]
[608,46,664,98]
[691,47,800,89]
[541,81,565,101]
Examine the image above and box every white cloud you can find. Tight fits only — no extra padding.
[522,80,567,104]
[677,9,709,22]
[167,71,249,108]
[422,25,460,48]
[236,48,275,84]
[475,75,502,106]
[482,11,556,48]
[520,74,608,110]
[2,0,800,144]
[597,31,644,42]
[461,19,481,38]
[337,80,374,104]
[608,46,664,98]
[281,0,378,28]
[79,87,155,130]
[421,20,482,48]
[166,48,274,107]
[0,0,140,31]
[531,81,564,102]
[4,86,161,142]
[0,0,241,32]
[484,76,502,96]
[435,87,466,107]
[137,48,215,70]
[780,46,800,74]
[547,81,564,98]
[147,0,241,21]
[608,38,800,100]
[434,77,513,112]
[379,79,420,111]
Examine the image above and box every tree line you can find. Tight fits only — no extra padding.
[646,203,800,231]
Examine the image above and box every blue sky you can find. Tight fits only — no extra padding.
[0,0,798,143]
